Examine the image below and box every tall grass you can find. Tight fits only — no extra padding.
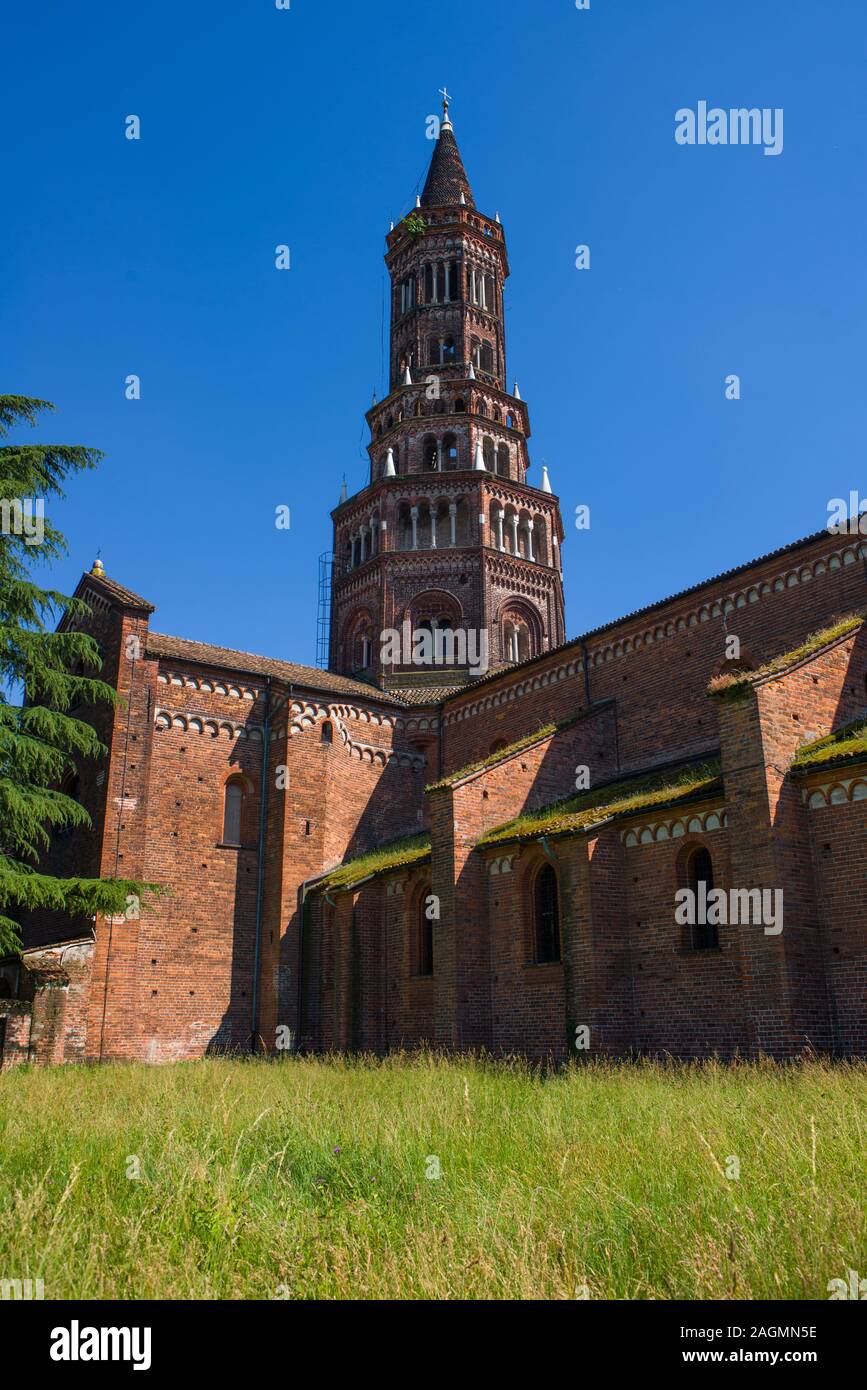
[0,1054,863,1300]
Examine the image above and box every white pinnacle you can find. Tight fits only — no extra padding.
[473,440,486,471]
[384,447,397,477]
[513,382,521,399]
[468,361,476,380]
[402,365,412,386]
[540,465,552,494]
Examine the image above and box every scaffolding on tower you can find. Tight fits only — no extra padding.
[316,551,334,669]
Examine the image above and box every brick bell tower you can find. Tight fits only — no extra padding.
[329,94,566,696]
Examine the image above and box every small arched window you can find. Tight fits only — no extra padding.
[321,721,333,745]
[533,864,561,963]
[687,847,717,949]
[223,779,244,846]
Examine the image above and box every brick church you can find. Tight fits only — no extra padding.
[2,101,866,1067]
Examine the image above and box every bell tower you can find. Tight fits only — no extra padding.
[329,95,566,695]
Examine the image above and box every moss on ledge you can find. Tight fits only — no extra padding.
[792,717,867,772]
[478,761,722,849]
[426,712,588,794]
[313,834,431,896]
[708,614,864,701]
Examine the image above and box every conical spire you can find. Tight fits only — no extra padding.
[384,448,397,478]
[540,465,552,494]
[473,440,486,471]
[420,93,475,209]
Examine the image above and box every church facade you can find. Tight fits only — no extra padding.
[2,106,866,1067]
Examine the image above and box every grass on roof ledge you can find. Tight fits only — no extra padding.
[313,834,431,895]
[426,713,586,793]
[478,761,722,849]
[792,716,867,771]
[708,614,864,700]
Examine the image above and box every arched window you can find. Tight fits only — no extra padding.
[687,847,717,949]
[480,342,494,375]
[417,891,434,977]
[321,721,333,745]
[443,432,459,468]
[223,779,244,846]
[533,864,561,963]
[422,434,439,471]
[353,626,372,672]
[454,398,466,413]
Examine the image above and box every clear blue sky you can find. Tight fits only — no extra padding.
[2,0,864,666]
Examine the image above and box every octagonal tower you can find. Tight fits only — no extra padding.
[329,97,566,696]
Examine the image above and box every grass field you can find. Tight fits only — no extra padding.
[0,1054,864,1300]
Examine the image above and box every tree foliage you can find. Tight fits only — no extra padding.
[0,395,157,954]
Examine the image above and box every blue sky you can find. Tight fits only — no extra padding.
[2,0,864,666]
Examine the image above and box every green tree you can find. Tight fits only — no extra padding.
[0,395,156,954]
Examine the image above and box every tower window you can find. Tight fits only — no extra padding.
[533,864,561,963]
[321,721,333,745]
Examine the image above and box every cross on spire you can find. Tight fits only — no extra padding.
[439,87,451,112]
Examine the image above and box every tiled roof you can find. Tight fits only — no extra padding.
[388,685,470,706]
[420,126,475,208]
[147,632,408,706]
[82,573,155,612]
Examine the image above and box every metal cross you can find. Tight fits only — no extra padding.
[439,87,451,110]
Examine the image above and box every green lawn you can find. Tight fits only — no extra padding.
[0,1054,863,1300]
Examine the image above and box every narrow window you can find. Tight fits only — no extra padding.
[418,892,434,976]
[534,864,561,963]
[321,721,333,744]
[223,781,243,845]
[688,847,717,949]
